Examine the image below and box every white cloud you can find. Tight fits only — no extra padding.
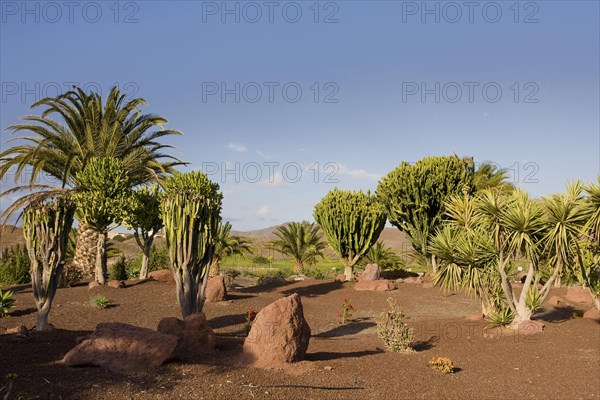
[226,142,247,152]
[260,171,291,188]
[337,164,381,181]
[256,205,271,217]
[256,150,272,159]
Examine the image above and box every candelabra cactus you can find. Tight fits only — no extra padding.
[314,189,386,281]
[22,195,75,331]
[161,171,222,318]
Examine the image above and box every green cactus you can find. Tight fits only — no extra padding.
[314,189,386,281]
[73,158,131,284]
[377,155,474,273]
[123,186,163,279]
[23,195,75,331]
[161,171,222,318]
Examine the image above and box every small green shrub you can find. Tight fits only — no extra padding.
[304,267,326,280]
[0,290,16,317]
[224,269,241,289]
[428,357,455,374]
[486,307,514,326]
[256,269,291,285]
[128,245,169,277]
[0,245,30,286]
[251,256,269,265]
[376,297,414,353]
[110,256,129,281]
[92,295,110,309]
[59,264,84,288]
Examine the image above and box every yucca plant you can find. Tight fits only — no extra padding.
[161,171,222,318]
[0,290,16,317]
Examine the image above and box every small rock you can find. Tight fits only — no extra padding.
[403,277,423,284]
[517,320,545,336]
[354,280,395,291]
[583,309,600,321]
[465,313,485,321]
[324,366,333,371]
[334,274,347,283]
[395,278,404,284]
[63,323,178,373]
[107,280,125,289]
[243,293,311,368]
[422,282,434,289]
[205,275,227,302]
[157,313,216,359]
[88,281,100,289]
[148,269,175,283]
[361,264,380,281]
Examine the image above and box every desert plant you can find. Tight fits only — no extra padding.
[304,267,326,280]
[110,256,129,281]
[0,86,184,276]
[224,269,241,289]
[73,158,131,284]
[244,309,256,336]
[161,171,222,318]
[93,295,110,309]
[428,357,455,374]
[0,245,30,286]
[272,221,326,274]
[128,244,170,278]
[123,186,164,279]
[337,297,355,324]
[474,161,515,192]
[0,290,16,317]
[360,241,402,270]
[376,297,414,353]
[377,155,475,273]
[22,195,75,330]
[59,264,84,288]
[486,307,514,326]
[209,221,253,277]
[314,189,386,281]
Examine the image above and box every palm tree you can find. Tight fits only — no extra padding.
[0,86,184,275]
[582,178,600,309]
[208,221,253,277]
[360,241,402,270]
[474,162,515,192]
[272,221,326,274]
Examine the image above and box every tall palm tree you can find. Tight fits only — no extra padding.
[0,86,184,275]
[272,221,326,274]
[474,161,515,193]
[208,221,253,277]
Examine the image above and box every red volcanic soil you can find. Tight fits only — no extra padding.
[1,278,599,400]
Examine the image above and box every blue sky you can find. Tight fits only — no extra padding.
[1,1,599,230]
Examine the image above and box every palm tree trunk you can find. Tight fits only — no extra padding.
[208,259,219,278]
[73,223,98,277]
[294,261,303,275]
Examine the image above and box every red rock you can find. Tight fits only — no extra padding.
[88,281,100,289]
[548,296,571,308]
[148,269,174,283]
[157,313,216,359]
[583,309,600,321]
[565,287,593,305]
[107,280,125,289]
[63,322,178,373]
[403,277,423,284]
[465,313,485,321]
[517,320,545,336]
[205,275,227,302]
[334,274,347,283]
[422,282,435,289]
[243,293,311,368]
[361,263,380,281]
[354,280,395,291]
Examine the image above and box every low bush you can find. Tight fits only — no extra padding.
[128,245,169,278]
[428,357,455,374]
[376,297,414,353]
[92,295,110,309]
[110,256,129,281]
[486,307,514,327]
[0,245,30,286]
[0,290,16,317]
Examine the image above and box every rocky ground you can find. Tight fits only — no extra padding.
[1,277,599,400]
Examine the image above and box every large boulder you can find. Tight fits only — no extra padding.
[63,323,178,374]
[205,275,227,302]
[564,287,593,305]
[149,269,175,283]
[157,313,216,359]
[361,264,380,281]
[354,280,395,292]
[243,293,311,368]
